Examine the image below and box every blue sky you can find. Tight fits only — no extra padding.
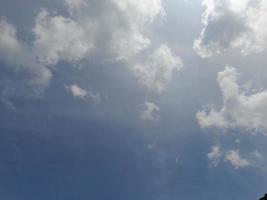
[1,0,267,199]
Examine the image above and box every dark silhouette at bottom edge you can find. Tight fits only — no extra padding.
[259,194,267,200]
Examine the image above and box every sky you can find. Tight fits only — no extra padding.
[0,0,267,199]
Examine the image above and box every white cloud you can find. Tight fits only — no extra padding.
[105,0,164,61]
[0,19,22,64]
[66,84,100,103]
[208,145,222,166]
[194,0,267,57]
[133,45,183,92]
[111,29,151,61]
[61,0,164,62]
[109,0,165,62]
[65,0,87,12]
[197,66,267,132]
[33,9,93,66]
[0,19,52,96]
[56,0,179,92]
[0,0,182,101]
[112,0,164,24]
[66,84,87,99]
[225,149,251,169]
[207,146,261,169]
[139,101,160,121]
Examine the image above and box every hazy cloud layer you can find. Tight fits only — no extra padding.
[194,0,267,57]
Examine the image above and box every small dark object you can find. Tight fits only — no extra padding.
[259,194,267,200]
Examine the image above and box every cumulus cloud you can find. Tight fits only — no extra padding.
[61,0,164,62]
[65,0,87,12]
[197,66,267,132]
[225,149,251,169]
[66,84,87,99]
[139,101,160,121]
[0,0,182,103]
[33,9,93,66]
[133,45,183,92]
[208,145,222,166]
[194,0,267,57]
[51,0,180,92]
[0,19,52,98]
[66,84,100,103]
[49,0,180,91]
[207,146,261,169]
[111,29,151,61]
[112,0,164,23]
[0,19,23,65]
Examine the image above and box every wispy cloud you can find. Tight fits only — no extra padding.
[139,101,160,122]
